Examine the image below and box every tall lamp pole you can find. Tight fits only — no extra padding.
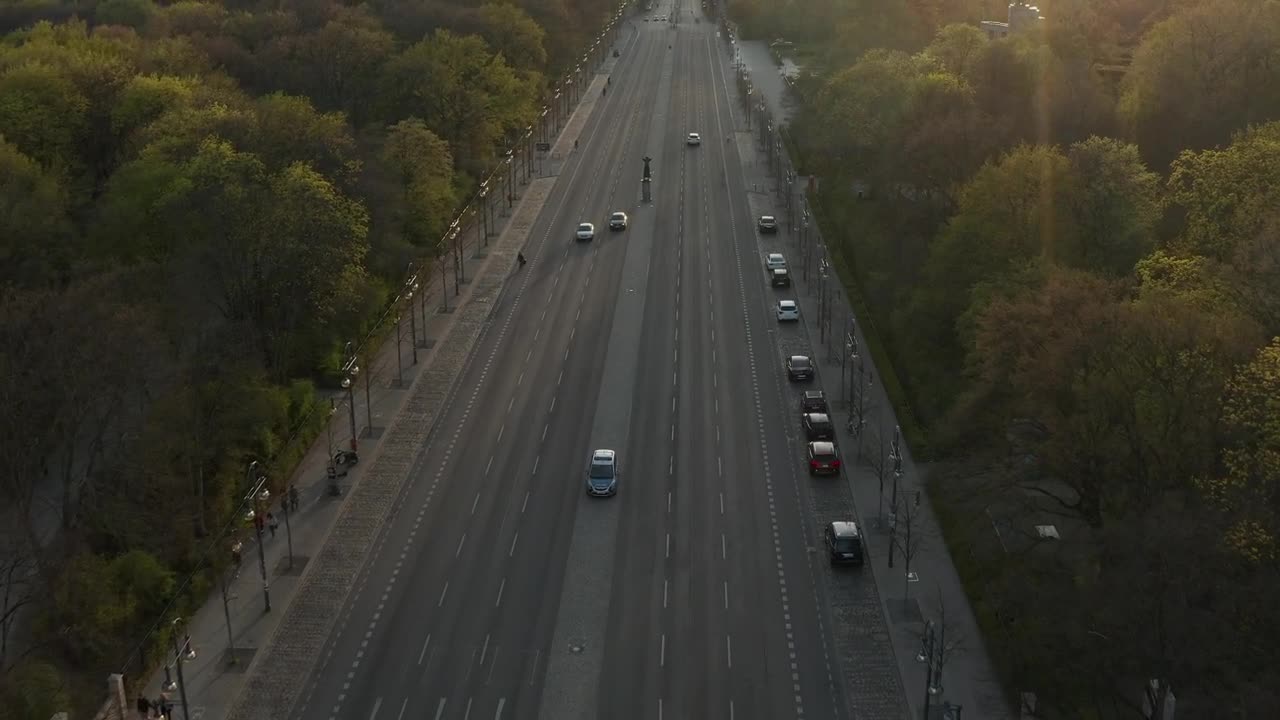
[244,461,271,613]
[340,342,359,452]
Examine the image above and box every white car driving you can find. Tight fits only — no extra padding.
[765,252,786,272]
[687,132,701,146]
[777,300,799,321]
[576,222,595,241]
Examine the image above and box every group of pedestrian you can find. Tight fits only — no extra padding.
[136,693,173,719]
[229,486,302,567]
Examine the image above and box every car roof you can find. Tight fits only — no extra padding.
[768,252,784,258]
[805,412,830,422]
[611,211,626,217]
[761,215,776,220]
[779,300,797,307]
[592,449,615,461]
[809,440,836,454]
[790,355,810,362]
[579,222,593,226]
[804,390,825,398]
[831,521,860,537]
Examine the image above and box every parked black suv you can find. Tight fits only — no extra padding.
[801,390,828,415]
[824,521,864,566]
[803,413,834,441]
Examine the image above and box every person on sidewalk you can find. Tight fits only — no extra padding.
[231,540,243,577]
[267,512,279,538]
[288,485,300,512]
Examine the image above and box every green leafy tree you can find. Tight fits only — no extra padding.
[0,137,73,286]
[1119,0,1280,168]
[378,29,535,168]
[381,118,457,248]
[95,0,156,29]
[478,2,548,71]
[0,60,90,172]
[1060,137,1160,275]
[249,92,361,192]
[0,660,69,720]
[810,50,925,177]
[275,13,395,125]
[923,22,987,76]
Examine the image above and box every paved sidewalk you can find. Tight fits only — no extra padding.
[724,26,1013,720]
[140,71,612,720]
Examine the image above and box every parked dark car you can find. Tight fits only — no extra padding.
[787,355,813,381]
[803,413,835,441]
[801,390,828,415]
[824,521,864,566]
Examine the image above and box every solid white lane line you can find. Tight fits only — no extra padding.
[495,699,506,720]
[369,697,382,720]
[522,491,530,513]
[398,698,408,720]
[496,578,506,607]
[434,699,446,720]
[509,532,519,557]
[660,634,666,667]
[418,634,432,664]
[456,534,466,558]
[471,493,481,515]
[438,582,449,607]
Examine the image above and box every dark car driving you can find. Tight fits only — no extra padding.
[801,390,828,415]
[787,355,813,381]
[825,521,864,566]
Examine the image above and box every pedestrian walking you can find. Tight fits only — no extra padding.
[267,512,279,538]
[231,540,243,577]
[156,693,173,719]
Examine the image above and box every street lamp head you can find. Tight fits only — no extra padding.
[341,377,352,389]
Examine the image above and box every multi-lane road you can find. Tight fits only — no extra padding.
[297,3,853,719]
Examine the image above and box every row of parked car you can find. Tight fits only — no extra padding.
[762,242,865,568]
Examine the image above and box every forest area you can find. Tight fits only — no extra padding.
[0,0,613,715]
[727,0,1280,716]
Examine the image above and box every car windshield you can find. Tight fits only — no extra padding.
[834,538,859,553]
[792,358,810,368]
[612,214,624,220]
[589,463,614,480]
[579,224,591,230]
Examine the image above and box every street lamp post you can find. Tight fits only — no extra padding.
[244,462,271,612]
[280,483,294,572]
[169,618,193,720]
[916,619,945,719]
[394,312,404,387]
[340,342,359,452]
[887,426,903,568]
[404,264,420,361]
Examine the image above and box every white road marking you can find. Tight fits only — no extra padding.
[669,456,674,475]
[433,699,446,720]
[522,491,531,513]
[517,371,524,386]
[487,648,501,685]
[509,532,519,557]
[418,634,432,665]
[397,698,408,720]
[496,578,506,607]
[719,493,724,514]
[532,456,539,475]
[496,424,504,443]
[667,491,672,513]
[666,533,671,558]
[456,534,466,558]
[463,698,473,720]
[724,581,729,609]
[480,634,491,665]
[525,349,532,363]
[727,635,733,668]
[549,396,556,412]
[670,424,675,441]
[495,699,506,720]
[486,456,494,475]
[557,370,563,386]
[508,397,515,413]
[369,697,382,720]
[471,492,481,515]
[718,456,723,476]
[438,582,449,607]
[569,327,575,341]
[660,634,666,667]
[542,423,549,440]
[663,579,669,608]
[722,534,727,559]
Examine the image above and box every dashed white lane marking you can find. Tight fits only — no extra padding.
[456,534,466,558]
[664,579,669,608]
[496,577,506,607]
[463,698,473,720]
[471,492,481,515]
[532,456,540,475]
[721,534,726,559]
[433,699,446,720]
[509,532,519,557]
[495,698,506,720]
[724,581,729,609]
[486,456,495,475]
[665,533,671,558]
[726,635,733,668]
[719,492,724,514]
[369,697,383,720]
[508,396,515,413]
[496,424,504,443]
[549,395,556,412]
[397,698,409,720]
[418,634,431,665]
[542,423,549,440]
[480,634,491,665]
[438,582,449,608]
[667,491,672,513]
[521,491,531,513]
[660,633,667,668]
